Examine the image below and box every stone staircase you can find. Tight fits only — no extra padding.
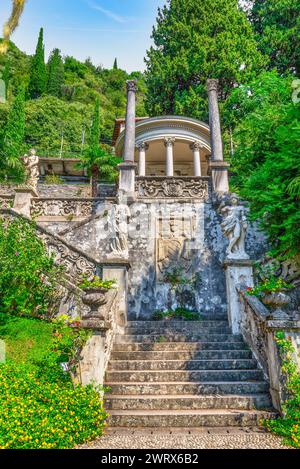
[105,321,275,428]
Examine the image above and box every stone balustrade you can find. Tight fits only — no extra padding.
[135,176,210,201]
[237,286,300,412]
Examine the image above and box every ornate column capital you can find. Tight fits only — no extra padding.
[190,141,203,152]
[164,137,176,148]
[207,79,219,93]
[126,79,138,93]
[136,141,149,151]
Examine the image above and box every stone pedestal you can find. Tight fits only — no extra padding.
[118,162,137,198]
[210,161,230,193]
[102,262,129,328]
[224,259,254,335]
[76,331,108,386]
[13,186,38,218]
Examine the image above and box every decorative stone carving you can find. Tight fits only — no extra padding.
[31,198,99,218]
[82,288,109,320]
[164,137,176,148]
[23,149,39,190]
[107,204,131,259]
[126,79,138,93]
[136,177,209,200]
[39,232,96,281]
[190,141,203,151]
[137,142,149,151]
[0,196,14,209]
[220,194,249,260]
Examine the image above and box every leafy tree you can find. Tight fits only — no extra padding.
[47,48,64,97]
[78,98,120,196]
[0,86,25,181]
[249,0,300,75]
[225,71,300,261]
[145,0,266,119]
[28,27,46,99]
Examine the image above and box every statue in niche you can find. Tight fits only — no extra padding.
[107,204,131,259]
[23,149,39,191]
[220,194,249,260]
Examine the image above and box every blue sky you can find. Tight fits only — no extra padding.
[0,0,165,71]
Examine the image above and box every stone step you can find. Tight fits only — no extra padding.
[111,350,253,361]
[127,321,229,328]
[113,342,250,352]
[105,394,273,411]
[106,409,276,428]
[106,369,264,383]
[107,359,258,371]
[125,326,232,334]
[106,381,270,396]
[115,334,244,344]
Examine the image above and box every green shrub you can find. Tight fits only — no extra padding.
[264,332,300,448]
[153,308,200,321]
[0,217,61,318]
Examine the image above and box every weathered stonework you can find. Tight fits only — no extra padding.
[135,177,209,200]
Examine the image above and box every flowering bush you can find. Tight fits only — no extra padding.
[264,332,300,448]
[246,277,292,299]
[0,316,107,449]
[0,363,107,449]
[0,217,62,318]
[79,276,116,291]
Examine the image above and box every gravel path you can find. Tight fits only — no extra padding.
[80,428,291,450]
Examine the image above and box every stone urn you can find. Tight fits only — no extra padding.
[81,287,108,320]
[262,290,291,319]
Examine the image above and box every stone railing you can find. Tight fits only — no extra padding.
[0,195,14,209]
[30,198,102,220]
[135,176,210,200]
[237,286,300,411]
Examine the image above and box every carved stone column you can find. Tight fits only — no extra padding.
[207,79,229,193]
[190,142,202,177]
[119,80,138,197]
[164,137,175,177]
[137,142,149,177]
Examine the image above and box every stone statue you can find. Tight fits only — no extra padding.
[107,204,131,259]
[23,149,39,190]
[220,194,249,260]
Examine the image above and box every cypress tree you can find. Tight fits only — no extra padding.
[145,0,266,119]
[113,58,118,70]
[0,86,25,180]
[28,27,47,99]
[89,98,101,197]
[47,48,64,97]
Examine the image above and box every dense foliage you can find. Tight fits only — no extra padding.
[224,71,300,260]
[0,36,146,155]
[0,316,107,449]
[145,0,266,119]
[265,332,300,449]
[0,217,61,317]
[249,0,300,75]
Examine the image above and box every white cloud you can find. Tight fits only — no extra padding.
[87,1,131,23]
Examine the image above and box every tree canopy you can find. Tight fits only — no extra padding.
[145,0,266,119]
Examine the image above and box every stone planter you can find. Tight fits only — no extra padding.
[262,290,291,319]
[81,287,108,320]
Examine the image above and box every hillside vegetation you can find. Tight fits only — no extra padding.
[0,37,146,156]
